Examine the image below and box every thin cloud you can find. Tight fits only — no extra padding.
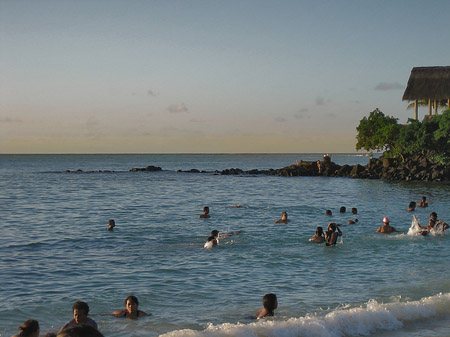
[274,117,287,123]
[374,82,404,91]
[148,90,157,97]
[0,117,23,123]
[168,103,189,113]
[294,108,311,119]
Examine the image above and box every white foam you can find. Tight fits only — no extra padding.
[407,215,446,236]
[160,293,450,337]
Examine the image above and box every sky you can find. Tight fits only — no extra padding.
[1,0,450,154]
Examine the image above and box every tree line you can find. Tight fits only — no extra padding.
[356,108,450,165]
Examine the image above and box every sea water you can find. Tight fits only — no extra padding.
[0,154,449,337]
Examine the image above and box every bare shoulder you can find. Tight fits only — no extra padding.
[112,309,127,317]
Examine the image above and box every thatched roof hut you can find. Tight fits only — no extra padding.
[402,66,450,120]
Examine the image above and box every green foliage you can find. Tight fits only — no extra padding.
[356,108,450,165]
[355,108,400,153]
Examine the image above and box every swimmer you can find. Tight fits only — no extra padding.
[204,229,241,248]
[351,208,358,215]
[347,219,358,224]
[325,209,332,216]
[57,326,104,337]
[340,206,346,213]
[107,219,115,231]
[309,226,324,243]
[112,295,150,319]
[376,217,398,234]
[253,293,278,319]
[59,301,98,332]
[13,319,39,337]
[274,211,289,224]
[199,206,210,218]
[417,196,428,208]
[407,201,416,212]
[324,223,342,246]
[418,212,449,232]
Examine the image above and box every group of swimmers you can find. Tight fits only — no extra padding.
[14,293,277,337]
[199,195,448,249]
[13,296,149,337]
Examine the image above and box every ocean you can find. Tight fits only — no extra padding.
[1,154,449,337]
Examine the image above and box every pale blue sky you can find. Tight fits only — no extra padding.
[1,0,449,153]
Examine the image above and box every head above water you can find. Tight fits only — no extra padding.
[262,293,278,312]
[383,217,389,224]
[325,210,332,216]
[316,226,324,235]
[125,295,139,306]
[430,212,437,219]
[328,222,337,231]
[340,206,346,213]
[203,206,209,214]
[17,319,39,337]
[351,208,357,214]
[72,300,89,315]
[211,230,219,237]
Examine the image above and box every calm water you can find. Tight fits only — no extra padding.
[1,154,449,337]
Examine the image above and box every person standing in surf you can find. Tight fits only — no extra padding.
[376,217,398,234]
[324,223,342,245]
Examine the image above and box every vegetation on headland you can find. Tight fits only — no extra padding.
[356,108,450,166]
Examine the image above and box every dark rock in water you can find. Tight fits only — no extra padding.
[130,165,162,172]
[350,164,365,178]
[221,168,244,175]
[127,155,448,181]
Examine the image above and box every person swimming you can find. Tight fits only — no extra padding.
[417,196,428,208]
[351,207,357,215]
[309,226,324,243]
[112,295,150,319]
[274,211,289,224]
[253,293,278,319]
[324,223,342,246]
[339,206,346,213]
[347,219,358,224]
[376,217,398,234]
[203,229,241,249]
[418,212,449,233]
[59,301,98,332]
[407,201,416,212]
[13,319,39,337]
[107,219,115,231]
[325,209,332,216]
[199,206,210,218]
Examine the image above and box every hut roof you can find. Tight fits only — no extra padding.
[402,66,450,101]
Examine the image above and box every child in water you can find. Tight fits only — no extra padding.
[59,301,98,332]
[253,293,278,319]
[13,319,39,337]
[199,206,210,218]
[112,295,150,319]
